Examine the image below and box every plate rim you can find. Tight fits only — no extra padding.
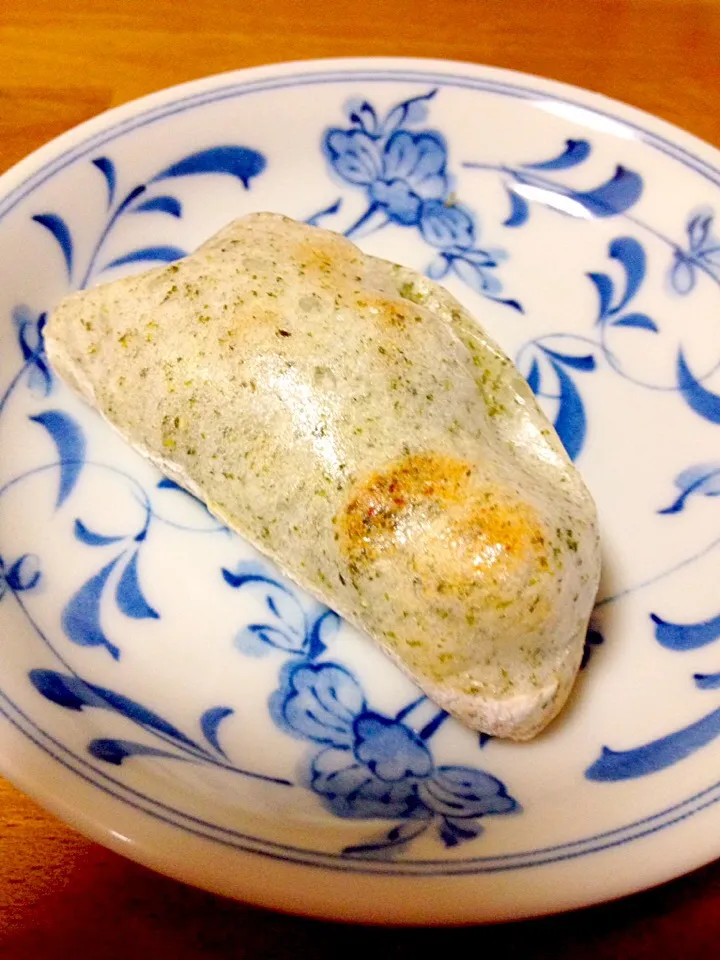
[1,55,720,922]
[2,55,720,205]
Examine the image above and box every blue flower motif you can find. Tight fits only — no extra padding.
[670,209,720,295]
[316,90,520,310]
[323,90,448,223]
[273,661,363,747]
[419,200,475,249]
[311,747,427,820]
[223,564,340,660]
[323,129,383,185]
[354,714,433,781]
[272,661,519,853]
[324,123,449,229]
[418,766,516,819]
[224,569,518,853]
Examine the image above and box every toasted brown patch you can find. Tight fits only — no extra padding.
[340,453,472,562]
[339,453,552,604]
[225,305,280,338]
[294,234,358,282]
[354,293,416,329]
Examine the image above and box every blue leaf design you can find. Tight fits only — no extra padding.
[103,245,186,270]
[550,361,586,461]
[677,350,720,424]
[15,313,38,361]
[439,816,484,847]
[222,568,293,593]
[305,198,343,226]
[26,355,53,398]
[503,187,529,228]
[157,477,183,491]
[307,608,341,660]
[343,820,430,857]
[74,518,125,547]
[348,100,379,134]
[5,555,41,592]
[658,462,720,514]
[152,146,267,188]
[382,89,437,136]
[133,195,182,218]
[688,212,713,251]
[609,237,646,312]
[88,738,187,765]
[541,348,596,371]
[585,706,720,780]
[91,157,116,207]
[29,411,86,508]
[700,245,720,269]
[62,556,122,659]
[31,667,200,748]
[670,254,697,296]
[227,566,310,655]
[426,254,451,280]
[419,766,518,818]
[450,246,497,267]
[694,672,720,691]
[115,549,159,620]
[32,213,73,278]
[449,258,522,311]
[580,627,604,669]
[588,271,614,321]
[419,200,475,249]
[28,669,107,711]
[524,138,591,171]
[612,313,658,332]
[200,706,234,756]
[494,296,523,313]
[237,622,306,656]
[30,671,288,784]
[678,463,720,495]
[651,611,720,650]
[14,308,50,388]
[271,661,364,747]
[525,357,541,395]
[115,183,147,216]
[570,166,643,218]
[87,686,198,746]
[324,131,383,187]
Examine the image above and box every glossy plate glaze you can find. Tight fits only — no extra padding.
[1,58,719,924]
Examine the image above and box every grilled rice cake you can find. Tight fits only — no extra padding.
[46,212,600,739]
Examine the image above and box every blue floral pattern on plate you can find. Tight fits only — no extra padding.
[1,140,522,857]
[309,90,521,309]
[2,65,720,907]
[222,568,518,854]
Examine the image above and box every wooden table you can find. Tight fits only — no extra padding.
[1,0,719,953]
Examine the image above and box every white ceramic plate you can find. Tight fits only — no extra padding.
[2,58,720,925]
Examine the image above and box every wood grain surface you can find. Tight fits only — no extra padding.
[1,0,720,954]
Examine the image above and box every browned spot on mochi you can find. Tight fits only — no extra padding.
[293,234,358,283]
[354,293,416,329]
[227,305,280,334]
[339,453,553,612]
